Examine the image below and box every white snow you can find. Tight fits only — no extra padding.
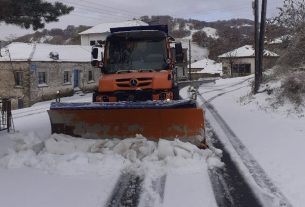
[201,27,218,39]
[39,35,54,43]
[218,45,279,58]
[183,24,219,40]
[180,75,305,207]
[230,24,253,29]
[79,20,148,35]
[178,38,209,62]
[268,35,292,45]
[0,93,220,207]
[0,42,92,62]
[191,58,223,75]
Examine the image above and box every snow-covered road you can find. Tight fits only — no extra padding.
[2,76,301,207]
[0,93,220,207]
[189,76,305,207]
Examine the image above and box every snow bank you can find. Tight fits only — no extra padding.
[189,75,305,207]
[0,133,221,175]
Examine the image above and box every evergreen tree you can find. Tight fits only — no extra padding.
[0,0,73,30]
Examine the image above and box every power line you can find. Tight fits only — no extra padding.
[61,0,139,19]
[63,0,281,25]
[69,13,126,22]
[77,0,145,17]
[70,6,133,20]
[177,0,280,18]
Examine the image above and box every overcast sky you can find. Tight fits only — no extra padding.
[0,0,283,40]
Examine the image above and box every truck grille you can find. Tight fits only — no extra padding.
[115,78,152,88]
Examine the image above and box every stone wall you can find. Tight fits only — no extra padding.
[0,61,31,109]
[30,61,100,104]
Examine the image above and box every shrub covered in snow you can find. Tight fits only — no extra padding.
[279,71,305,106]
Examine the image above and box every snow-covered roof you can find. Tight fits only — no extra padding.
[0,42,92,62]
[218,45,279,58]
[191,58,223,75]
[79,20,148,35]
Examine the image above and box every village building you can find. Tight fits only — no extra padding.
[0,42,100,109]
[218,45,279,77]
[189,58,222,79]
[79,20,148,46]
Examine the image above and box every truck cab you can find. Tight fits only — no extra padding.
[92,25,184,102]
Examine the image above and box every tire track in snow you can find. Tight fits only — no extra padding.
[151,175,167,203]
[106,172,143,207]
[198,93,292,207]
[207,123,262,207]
[202,77,253,94]
[13,106,49,119]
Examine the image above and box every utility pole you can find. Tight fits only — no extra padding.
[188,39,192,80]
[259,0,267,83]
[253,0,260,93]
[0,41,2,57]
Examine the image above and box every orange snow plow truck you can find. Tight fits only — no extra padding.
[48,25,206,146]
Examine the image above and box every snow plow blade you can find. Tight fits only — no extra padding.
[48,100,204,142]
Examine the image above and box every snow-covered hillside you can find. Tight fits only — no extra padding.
[174,22,219,62]
[182,23,219,40]
[178,38,209,62]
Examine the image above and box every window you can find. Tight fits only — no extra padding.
[38,72,47,84]
[90,40,96,46]
[97,40,103,45]
[88,70,94,81]
[18,98,24,109]
[14,71,23,86]
[63,71,70,83]
[232,64,251,75]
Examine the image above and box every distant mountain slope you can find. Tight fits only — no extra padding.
[13,25,91,45]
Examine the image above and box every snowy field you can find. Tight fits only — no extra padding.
[0,93,220,207]
[186,76,305,207]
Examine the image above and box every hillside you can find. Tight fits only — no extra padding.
[13,25,91,45]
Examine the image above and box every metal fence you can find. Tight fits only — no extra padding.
[0,98,12,132]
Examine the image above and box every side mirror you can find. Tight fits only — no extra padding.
[91,46,104,69]
[175,42,183,63]
[91,47,98,59]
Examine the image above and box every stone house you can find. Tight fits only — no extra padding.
[218,45,279,77]
[79,20,148,46]
[0,42,101,109]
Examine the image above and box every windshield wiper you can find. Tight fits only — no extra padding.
[138,69,156,72]
[116,70,136,74]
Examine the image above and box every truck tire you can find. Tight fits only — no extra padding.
[172,86,180,100]
[92,91,98,102]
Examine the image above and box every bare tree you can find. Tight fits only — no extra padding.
[270,0,305,34]
[225,51,238,77]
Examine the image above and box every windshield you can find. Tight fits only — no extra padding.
[104,35,168,73]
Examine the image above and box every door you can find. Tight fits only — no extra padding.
[73,69,80,88]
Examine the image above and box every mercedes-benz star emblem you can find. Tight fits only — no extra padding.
[130,79,138,87]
